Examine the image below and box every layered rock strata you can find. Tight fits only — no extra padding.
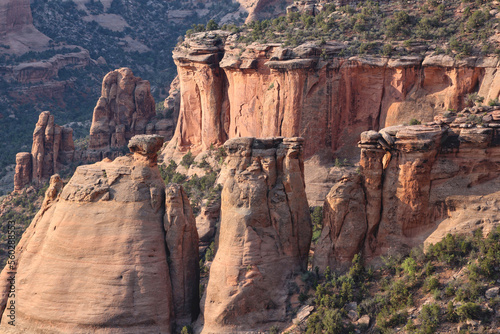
[14,111,75,191]
[314,110,500,270]
[201,137,312,333]
[1,135,189,333]
[164,184,200,328]
[88,68,175,161]
[165,32,500,159]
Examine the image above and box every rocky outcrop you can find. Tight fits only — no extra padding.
[237,0,293,22]
[1,135,177,333]
[88,68,175,161]
[0,0,50,53]
[163,75,181,122]
[314,108,500,270]
[0,0,32,36]
[31,111,75,184]
[6,50,92,84]
[89,68,156,150]
[14,111,75,190]
[164,33,500,160]
[13,152,31,191]
[201,137,312,333]
[164,184,200,328]
[286,0,325,16]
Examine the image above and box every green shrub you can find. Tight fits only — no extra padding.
[456,302,483,320]
[181,151,195,168]
[418,303,440,334]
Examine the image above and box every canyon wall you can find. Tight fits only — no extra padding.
[0,0,50,53]
[0,0,33,36]
[314,108,500,270]
[201,137,311,333]
[165,32,500,160]
[1,135,200,333]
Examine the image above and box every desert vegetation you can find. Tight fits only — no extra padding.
[301,227,500,333]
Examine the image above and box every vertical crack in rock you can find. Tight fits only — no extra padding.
[164,183,200,328]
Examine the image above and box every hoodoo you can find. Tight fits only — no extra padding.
[201,137,312,333]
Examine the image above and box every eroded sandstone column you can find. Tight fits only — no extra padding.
[30,111,75,185]
[13,152,31,191]
[164,184,200,328]
[201,137,312,333]
[0,135,174,333]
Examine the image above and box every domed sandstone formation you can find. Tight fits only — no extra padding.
[1,135,178,333]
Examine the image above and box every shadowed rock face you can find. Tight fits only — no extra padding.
[201,137,312,333]
[0,135,176,334]
[314,119,500,270]
[164,184,200,328]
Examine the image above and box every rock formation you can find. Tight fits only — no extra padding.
[201,137,312,333]
[1,135,176,333]
[5,50,92,84]
[0,0,50,53]
[88,68,175,161]
[164,184,200,328]
[13,152,31,191]
[0,0,32,36]
[314,107,500,270]
[164,32,500,160]
[14,111,75,191]
[236,0,293,22]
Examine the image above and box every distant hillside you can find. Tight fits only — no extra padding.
[0,0,251,193]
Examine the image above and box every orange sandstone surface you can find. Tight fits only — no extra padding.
[163,32,500,161]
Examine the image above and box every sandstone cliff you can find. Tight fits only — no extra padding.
[314,108,500,270]
[164,32,500,160]
[200,137,312,333]
[88,68,175,161]
[13,111,75,191]
[0,0,49,53]
[1,135,204,333]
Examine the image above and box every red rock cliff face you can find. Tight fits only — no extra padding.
[165,33,500,159]
[314,109,500,270]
